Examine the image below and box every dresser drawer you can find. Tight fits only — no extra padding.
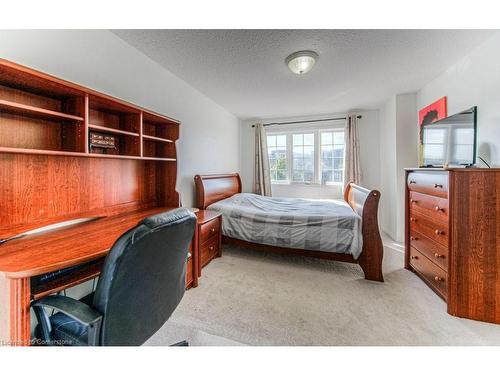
[409,212,449,248]
[409,230,448,270]
[410,247,448,300]
[200,236,219,268]
[199,217,220,244]
[407,171,448,198]
[409,191,448,222]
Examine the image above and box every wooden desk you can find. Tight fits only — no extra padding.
[0,206,199,345]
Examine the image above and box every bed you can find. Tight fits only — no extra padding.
[194,173,384,282]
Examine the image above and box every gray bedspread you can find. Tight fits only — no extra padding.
[207,193,363,259]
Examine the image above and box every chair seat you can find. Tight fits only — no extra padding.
[35,292,94,346]
[49,312,89,346]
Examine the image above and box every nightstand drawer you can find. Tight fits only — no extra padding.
[199,217,220,244]
[200,236,219,268]
[410,247,448,300]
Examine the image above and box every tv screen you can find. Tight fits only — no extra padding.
[420,107,477,167]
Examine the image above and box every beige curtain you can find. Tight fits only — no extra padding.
[254,123,272,196]
[344,114,361,187]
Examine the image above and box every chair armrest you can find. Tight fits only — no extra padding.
[32,295,103,346]
[32,295,102,326]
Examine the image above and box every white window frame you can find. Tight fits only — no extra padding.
[319,129,345,186]
[266,133,290,184]
[266,122,345,187]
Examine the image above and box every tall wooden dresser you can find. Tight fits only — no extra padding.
[405,167,500,324]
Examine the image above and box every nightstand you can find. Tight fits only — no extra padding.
[196,210,222,276]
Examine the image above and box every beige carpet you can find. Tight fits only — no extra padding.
[146,242,500,346]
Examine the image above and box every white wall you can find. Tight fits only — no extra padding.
[0,30,240,208]
[378,94,418,242]
[379,96,397,239]
[240,110,380,199]
[418,31,500,167]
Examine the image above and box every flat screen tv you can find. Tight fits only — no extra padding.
[420,106,477,167]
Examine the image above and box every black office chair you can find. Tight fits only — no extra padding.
[32,208,196,346]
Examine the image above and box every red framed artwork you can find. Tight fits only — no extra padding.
[419,96,447,126]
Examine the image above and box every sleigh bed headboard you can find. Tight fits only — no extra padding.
[194,173,242,209]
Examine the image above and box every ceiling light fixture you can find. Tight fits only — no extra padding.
[285,50,318,75]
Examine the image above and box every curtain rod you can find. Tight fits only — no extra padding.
[251,115,362,128]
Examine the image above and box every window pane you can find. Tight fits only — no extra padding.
[293,146,303,157]
[334,170,343,182]
[303,133,314,146]
[304,145,314,156]
[321,132,333,145]
[320,130,345,184]
[333,145,344,158]
[333,132,344,144]
[267,135,276,147]
[334,158,343,170]
[293,134,303,145]
[276,135,287,147]
[267,134,288,182]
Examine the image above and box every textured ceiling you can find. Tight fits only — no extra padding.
[112,30,494,120]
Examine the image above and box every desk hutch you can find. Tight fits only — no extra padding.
[0,59,196,345]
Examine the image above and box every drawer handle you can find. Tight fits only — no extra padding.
[210,228,216,233]
[434,229,444,235]
[434,276,444,282]
[409,180,416,184]
[410,199,418,204]
[434,183,443,188]
[435,206,444,212]
[410,236,418,241]
[410,217,417,222]
[209,246,214,250]
[434,253,444,259]
[411,255,418,260]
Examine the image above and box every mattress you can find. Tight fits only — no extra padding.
[207,193,363,259]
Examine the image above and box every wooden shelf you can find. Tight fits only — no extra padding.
[0,147,176,161]
[142,134,174,143]
[88,124,140,137]
[0,99,84,122]
[141,156,176,161]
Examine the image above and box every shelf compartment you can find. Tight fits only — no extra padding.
[0,99,84,122]
[0,83,85,119]
[89,130,141,157]
[142,134,174,143]
[0,113,85,153]
[89,95,141,135]
[142,111,179,141]
[89,124,139,137]
[143,139,176,159]
[0,146,176,161]
[0,83,86,153]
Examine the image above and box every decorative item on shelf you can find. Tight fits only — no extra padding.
[418,96,447,126]
[89,131,117,154]
[418,96,447,166]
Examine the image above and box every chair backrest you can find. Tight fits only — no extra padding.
[92,208,196,345]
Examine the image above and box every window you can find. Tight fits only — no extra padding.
[266,128,345,185]
[422,127,447,165]
[292,133,315,183]
[452,127,474,164]
[320,131,345,184]
[267,134,288,182]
